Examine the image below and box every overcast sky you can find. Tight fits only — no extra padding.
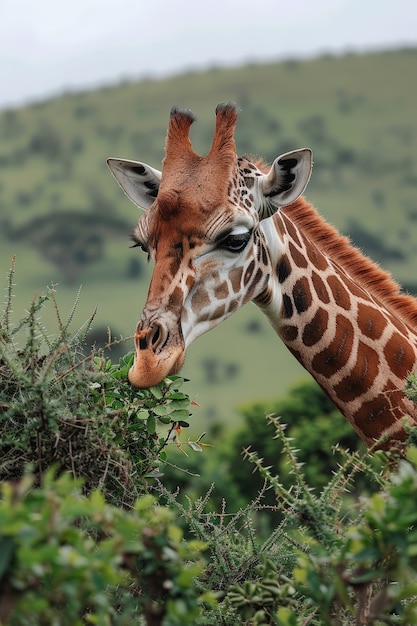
[1,0,416,110]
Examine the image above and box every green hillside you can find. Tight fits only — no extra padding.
[1,47,417,431]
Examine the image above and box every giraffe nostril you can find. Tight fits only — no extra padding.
[149,322,168,352]
[151,325,161,347]
[135,322,169,353]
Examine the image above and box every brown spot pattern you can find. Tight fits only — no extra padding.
[334,342,379,402]
[244,260,255,285]
[277,255,292,283]
[282,294,293,319]
[212,304,226,319]
[357,303,387,340]
[230,267,243,292]
[311,271,330,304]
[302,308,329,347]
[170,286,184,307]
[282,216,302,247]
[312,314,354,377]
[254,268,264,285]
[289,242,308,268]
[353,396,395,437]
[214,282,229,299]
[292,277,312,314]
[306,245,328,271]
[260,244,269,266]
[192,289,210,310]
[384,332,416,379]
[280,325,298,342]
[328,276,351,310]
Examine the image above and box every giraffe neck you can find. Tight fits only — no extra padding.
[257,199,417,447]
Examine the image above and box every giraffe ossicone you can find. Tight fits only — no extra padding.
[107,102,417,448]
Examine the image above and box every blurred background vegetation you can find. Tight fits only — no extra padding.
[1,47,417,440]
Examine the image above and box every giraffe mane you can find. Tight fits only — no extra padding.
[282,197,417,330]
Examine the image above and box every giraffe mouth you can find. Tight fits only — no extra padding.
[128,323,185,388]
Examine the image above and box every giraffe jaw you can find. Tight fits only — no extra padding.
[128,345,185,388]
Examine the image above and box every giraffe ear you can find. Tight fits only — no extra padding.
[107,158,162,210]
[260,148,313,214]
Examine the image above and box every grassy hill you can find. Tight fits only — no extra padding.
[1,47,417,432]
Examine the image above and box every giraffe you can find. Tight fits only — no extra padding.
[107,102,417,448]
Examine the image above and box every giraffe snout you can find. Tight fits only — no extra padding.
[128,321,185,388]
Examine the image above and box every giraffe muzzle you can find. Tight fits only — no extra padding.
[128,321,185,388]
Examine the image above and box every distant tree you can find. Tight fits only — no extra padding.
[126,257,144,279]
[200,356,240,385]
[224,379,363,512]
[8,211,130,284]
[28,122,62,160]
[297,115,328,144]
[243,318,263,334]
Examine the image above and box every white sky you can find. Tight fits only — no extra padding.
[1,0,416,110]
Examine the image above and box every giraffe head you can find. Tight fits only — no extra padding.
[107,103,312,387]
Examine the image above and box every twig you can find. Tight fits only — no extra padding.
[1,256,16,336]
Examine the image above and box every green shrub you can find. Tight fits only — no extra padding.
[2,262,417,625]
[0,260,211,625]
[0,258,202,506]
[164,415,417,625]
[0,471,208,625]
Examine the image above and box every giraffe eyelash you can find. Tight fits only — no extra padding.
[130,235,150,260]
[216,228,253,253]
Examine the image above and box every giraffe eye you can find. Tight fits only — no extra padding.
[130,235,149,254]
[218,230,252,253]
[130,235,150,261]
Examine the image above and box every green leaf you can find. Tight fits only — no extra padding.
[166,376,185,388]
[119,353,135,368]
[134,494,156,511]
[168,399,190,410]
[147,414,156,434]
[149,386,163,399]
[152,405,168,416]
[167,392,188,400]
[170,409,190,422]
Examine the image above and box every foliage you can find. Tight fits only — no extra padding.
[0,259,203,505]
[223,380,364,512]
[0,471,208,625]
[292,448,417,625]
[157,411,417,625]
[6,211,131,284]
[160,379,375,523]
[3,271,417,624]
[0,262,212,624]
